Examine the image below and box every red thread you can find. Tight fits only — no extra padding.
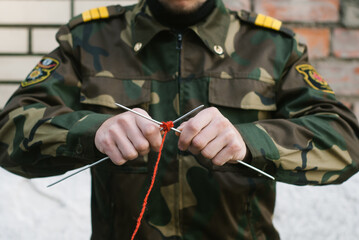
[130,121,174,240]
[161,121,174,132]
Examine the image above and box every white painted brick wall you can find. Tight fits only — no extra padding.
[0,1,71,25]
[0,28,28,53]
[0,1,358,239]
[0,56,40,108]
[32,28,59,54]
[74,1,135,15]
[0,85,19,108]
[0,56,40,81]
[223,0,251,11]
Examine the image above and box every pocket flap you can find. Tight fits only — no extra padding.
[80,77,151,108]
[209,78,277,111]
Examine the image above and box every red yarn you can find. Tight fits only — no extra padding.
[161,121,174,132]
[130,121,174,240]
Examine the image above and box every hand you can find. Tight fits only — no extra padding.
[94,108,162,165]
[177,107,247,166]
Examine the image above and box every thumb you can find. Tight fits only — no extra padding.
[175,121,187,136]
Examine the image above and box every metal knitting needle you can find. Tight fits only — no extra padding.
[47,156,109,188]
[237,160,275,180]
[48,104,274,187]
[115,103,181,133]
[157,105,204,132]
[172,105,204,124]
[47,105,204,187]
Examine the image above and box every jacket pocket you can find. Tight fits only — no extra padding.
[80,76,151,112]
[208,77,277,111]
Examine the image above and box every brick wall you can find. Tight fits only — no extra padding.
[0,0,358,239]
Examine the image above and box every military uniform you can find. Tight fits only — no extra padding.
[1,0,359,239]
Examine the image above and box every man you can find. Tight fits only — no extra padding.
[1,0,358,239]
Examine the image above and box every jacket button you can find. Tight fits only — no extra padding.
[134,42,143,52]
[214,45,224,55]
[76,144,83,154]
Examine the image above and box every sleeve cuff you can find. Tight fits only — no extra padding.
[66,113,112,162]
[236,122,280,172]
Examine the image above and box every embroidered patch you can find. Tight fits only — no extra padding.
[21,57,59,87]
[296,64,334,94]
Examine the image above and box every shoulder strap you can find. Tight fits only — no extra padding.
[69,5,126,29]
[237,10,295,37]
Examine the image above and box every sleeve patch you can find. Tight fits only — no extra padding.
[296,64,334,94]
[21,57,59,88]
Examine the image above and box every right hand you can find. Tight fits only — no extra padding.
[94,108,162,165]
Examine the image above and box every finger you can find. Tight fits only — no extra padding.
[98,127,130,165]
[140,123,162,152]
[126,126,151,156]
[133,109,162,152]
[198,131,227,160]
[175,122,186,137]
[116,109,153,155]
[211,142,246,166]
[104,141,127,166]
[114,133,139,161]
[188,120,219,155]
[178,108,216,151]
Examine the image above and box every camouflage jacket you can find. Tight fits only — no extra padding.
[1,0,359,239]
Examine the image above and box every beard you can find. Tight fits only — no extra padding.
[157,0,207,14]
[147,0,215,28]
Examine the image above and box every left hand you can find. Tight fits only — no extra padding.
[177,107,247,166]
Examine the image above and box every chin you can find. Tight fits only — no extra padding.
[160,0,203,14]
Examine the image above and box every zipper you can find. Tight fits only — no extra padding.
[176,32,183,81]
[176,31,183,237]
[176,32,183,118]
[246,198,257,240]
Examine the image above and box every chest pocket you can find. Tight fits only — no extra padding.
[80,76,151,114]
[208,77,277,123]
[80,76,152,173]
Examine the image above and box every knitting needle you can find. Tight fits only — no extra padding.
[172,105,204,124]
[115,103,181,134]
[237,160,275,180]
[47,105,204,188]
[47,105,274,187]
[47,156,274,188]
[47,156,109,188]
[159,105,205,132]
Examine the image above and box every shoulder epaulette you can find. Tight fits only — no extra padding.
[237,10,295,37]
[69,5,126,29]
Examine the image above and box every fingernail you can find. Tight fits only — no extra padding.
[118,160,126,165]
[214,161,225,166]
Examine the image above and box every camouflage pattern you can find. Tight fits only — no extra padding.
[1,0,359,239]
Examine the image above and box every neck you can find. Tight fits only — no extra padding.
[147,0,216,29]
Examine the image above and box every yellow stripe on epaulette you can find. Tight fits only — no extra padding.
[82,6,110,22]
[254,14,282,31]
[68,5,126,30]
[236,10,294,37]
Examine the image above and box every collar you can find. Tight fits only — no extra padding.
[129,0,231,56]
